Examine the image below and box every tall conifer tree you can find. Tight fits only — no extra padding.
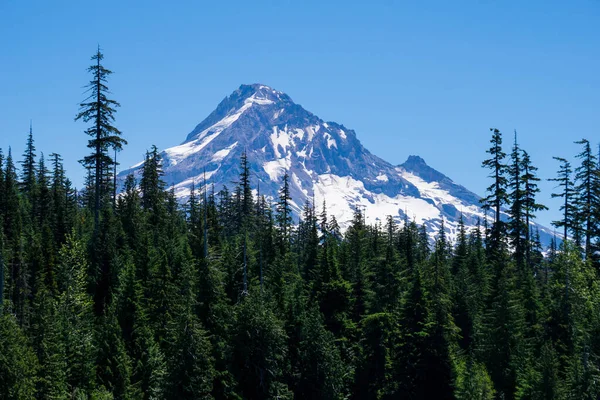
[75,47,126,227]
[481,128,508,250]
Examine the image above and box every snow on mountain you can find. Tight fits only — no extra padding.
[118,83,556,245]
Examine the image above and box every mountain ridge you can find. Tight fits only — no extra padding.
[119,83,555,244]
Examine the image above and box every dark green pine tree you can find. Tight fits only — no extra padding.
[353,312,399,399]
[454,354,496,400]
[291,307,347,400]
[4,148,25,320]
[481,128,509,250]
[186,182,203,260]
[573,139,599,258]
[594,143,600,266]
[49,153,70,247]
[231,294,292,399]
[75,47,126,227]
[418,219,456,400]
[238,150,254,229]
[479,249,525,400]
[89,200,122,316]
[96,302,134,399]
[0,226,4,315]
[55,233,96,396]
[20,122,37,203]
[370,215,402,313]
[36,153,52,234]
[520,150,547,268]
[550,157,579,242]
[0,148,4,228]
[344,208,373,322]
[276,172,293,254]
[453,215,477,351]
[30,279,68,398]
[165,259,214,399]
[0,312,39,399]
[3,148,22,250]
[507,131,527,270]
[117,174,146,269]
[397,263,428,398]
[313,202,352,337]
[140,145,166,230]
[298,198,319,282]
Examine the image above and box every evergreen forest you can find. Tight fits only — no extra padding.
[1,50,600,400]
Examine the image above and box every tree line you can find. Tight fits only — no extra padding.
[1,49,600,399]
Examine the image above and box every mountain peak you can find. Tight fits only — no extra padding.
[400,155,450,184]
[183,84,294,143]
[119,84,556,246]
[239,83,277,93]
[233,83,290,104]
[404,155,427,166]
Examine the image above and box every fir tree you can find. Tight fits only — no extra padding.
[574,139,599,258]
[520,150,547,268]
[75,47,126,227]
[507,131,527,270]
[481,128,508,249]
[20,122,37,201]
[276,172,293,254]
[0,312,39,399]
[550,157,578,242]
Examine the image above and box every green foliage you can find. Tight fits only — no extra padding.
[231,294,289,399]
[165,311,214,399]
[455,355,495,400]
[75,48,126,226]
[3,60,600,399]
[0,313,39,399]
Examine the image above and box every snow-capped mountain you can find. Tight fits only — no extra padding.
[119,83,555,244]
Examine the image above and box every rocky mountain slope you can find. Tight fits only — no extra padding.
[119,84,555,244]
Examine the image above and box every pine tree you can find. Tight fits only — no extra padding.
[4,148,22,249]
[0,312,39,399]
[520,150,547,268]
[49,153,69,246]
[454,354,496,400]
[20,122,37,201]
[238,150,254,229]
[298,199,319,282]
[30,280,68,399]
[56,234,96,395]
[397,265,429,398]
[0,227,4,315]
[166,310,214,399]
[231,294,290,399]
[453,215,477,350]
[418,220,457,400]
[96,303,134,399]
[4,148,26,321]
[36,154,51,229]
[481,128,508,249]
[573,139,599,258]
[140,146,165,224]
[354,312,399,399]
[507,131,527,270]
[550,157,578,242]
[75,47,126,227]
[276,172,293,254]
[291,307,346,400]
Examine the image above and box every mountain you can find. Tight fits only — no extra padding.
[119,83,555,244]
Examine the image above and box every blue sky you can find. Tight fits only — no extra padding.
[1,0,598,228]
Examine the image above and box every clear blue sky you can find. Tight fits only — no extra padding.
[1,0,598,228]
